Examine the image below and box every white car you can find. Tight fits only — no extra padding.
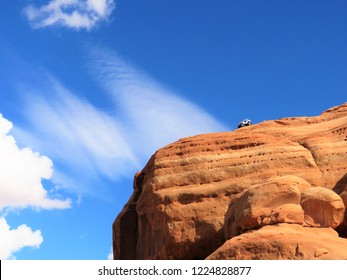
[238,119,252,128]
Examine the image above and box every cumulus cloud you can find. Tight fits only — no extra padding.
[24,0,115,30]
[0,217,43,260]
[0,114,71,210]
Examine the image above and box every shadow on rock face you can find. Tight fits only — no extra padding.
[333,173,347,238]
[333,173,347,195]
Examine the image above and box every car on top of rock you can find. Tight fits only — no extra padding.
[238,119,252,128]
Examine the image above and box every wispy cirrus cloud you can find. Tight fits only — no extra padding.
[12,46,227,195]
[24,0,115,30]
[0,217,43,260]
[14,77,138,194]
[88,47,228,157]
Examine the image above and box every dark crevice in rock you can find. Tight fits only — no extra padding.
[113,172,145,259]
[333,173,347,238]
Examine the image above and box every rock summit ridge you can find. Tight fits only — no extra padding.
[113,102,347,259]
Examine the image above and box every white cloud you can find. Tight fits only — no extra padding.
[89,47,228,157]
[107,247,113,260]
[0,217,43,260]
[24,0,115,30]
[13,47,227,194]
[13,77,139,193]
[0,114,71,210]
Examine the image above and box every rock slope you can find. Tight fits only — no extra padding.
[113,102,347,260]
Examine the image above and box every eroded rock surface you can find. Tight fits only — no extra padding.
[224,176,307,239]
[113,102,347,259]
[301,187,345,228]
[207,224,347,260]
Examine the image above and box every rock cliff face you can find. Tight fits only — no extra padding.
[113,102,347,260]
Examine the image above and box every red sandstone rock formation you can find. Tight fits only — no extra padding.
[207,224,347,260]
[113,102,347,260]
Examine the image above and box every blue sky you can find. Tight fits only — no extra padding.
[0,0,346,259]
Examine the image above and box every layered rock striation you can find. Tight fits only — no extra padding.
[113,102,347,260]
